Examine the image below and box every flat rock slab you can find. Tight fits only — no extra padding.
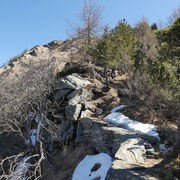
[78,118,159,180]
[115,137,146,164]
[55,74,90,90]
[106,160,159,180]
[65,74,90,88]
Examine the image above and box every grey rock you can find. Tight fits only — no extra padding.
[115,137,146,164]
[55,74,90,90]
[65,104,82,121]
[67,88,93,105]
[145,143,153,150]
[78,118,158,179]
[80,110,91,118]
[55,89,72,102]
[67,88,92,100]
[79,117,94,129]
[139,135,159,144]
[118,88,137,99]
[45,40,63,47]
[80,89,92,101]
[118,88,131,98]
[65,74,90,89]
[106,160,158,180]
[75,121,85,143]
[146,149,155,155]
[55,120,73,140]
[67,89,80,99]
[29,49,38,56]
[68,95,81,105]
[84,103,94,110]
[146,155,154,159]
[48,142,54,152]
[55,78,77,90]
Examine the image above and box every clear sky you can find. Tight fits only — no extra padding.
[0,0,179,67]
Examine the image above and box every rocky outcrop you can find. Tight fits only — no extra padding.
[44,40,63,48]
[47,72,159,179]
[76,117,158,180]
[47,73,93,142]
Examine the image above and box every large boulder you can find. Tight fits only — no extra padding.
[115,137,146,164]
[65,74,90,88]
[67,88,93,105]
[55,74,90,90]
[55,78,77,90]
[77,117,158,179]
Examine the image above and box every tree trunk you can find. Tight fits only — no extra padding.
[104,66,110,89]
[118,67,121,75]
[111,67,115,79]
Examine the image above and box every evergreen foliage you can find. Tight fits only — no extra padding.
[151,17,180,95]
[90,19,138,70]
[88,17,180,98]
[151,23,158,30]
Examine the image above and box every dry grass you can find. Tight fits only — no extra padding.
[42,143,96,180]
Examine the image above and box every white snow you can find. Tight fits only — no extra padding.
[30,129,37,146]
[35,115,39,123]
[111,105,126,113]
[104,106,160,141]
[26,129,37,146]
[10,156,30,180]
[159,144,166,151]
[72,153,112,180]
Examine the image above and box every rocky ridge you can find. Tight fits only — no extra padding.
[44,72,161,179]
[0,39,164,180]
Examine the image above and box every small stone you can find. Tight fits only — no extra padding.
[146,154,154,159]
[144,143,152,150]
[146,149,154,155]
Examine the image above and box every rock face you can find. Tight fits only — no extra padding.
[55,74,90,90]
[55,89,72,102]
[65,104,82,121]
[77,118,158,180]
[51,73,158,179]
[48,74,92,141]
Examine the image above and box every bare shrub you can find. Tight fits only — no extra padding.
[0,57,61,179]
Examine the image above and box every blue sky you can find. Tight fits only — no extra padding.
[0,0,179,67]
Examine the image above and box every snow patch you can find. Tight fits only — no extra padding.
[104,106,160,141]
[72,153,112,180]
[111,105,126,113]
[10,156,30,180]
[26,129,37,146]
[30,129,37,146]
[35,115,39,123]
[159,144,166,151]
